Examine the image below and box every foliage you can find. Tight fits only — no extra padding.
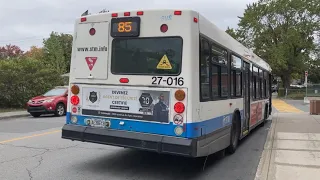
[225,27,239,40]
[24,46,44,60]
[0,58,64,108]
[226,0,320,88]
[287,92,305,99]
[278,88,285,97]
[278,88,305,99]
[0,44,24,59]
[307,36,320,83]
[43,31,73,74]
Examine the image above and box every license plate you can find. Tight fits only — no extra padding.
[91,119,105,127]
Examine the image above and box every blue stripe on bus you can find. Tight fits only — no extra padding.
[66,110,243,138]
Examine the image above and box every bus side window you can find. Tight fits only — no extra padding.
[200,38,210,101]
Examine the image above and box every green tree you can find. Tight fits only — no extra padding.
[43,32,73,74]
[230,0,320,88]
[0,58,64,108]
[24,46,44,60]
[225,27,239,40]
[307,43,320,83]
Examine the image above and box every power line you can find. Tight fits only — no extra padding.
[0,31,73,44]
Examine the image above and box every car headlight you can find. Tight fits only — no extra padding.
[28,100,32,103]
[43,99,54,103]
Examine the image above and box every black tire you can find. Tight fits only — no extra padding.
[30,112,41,117]
[54,103,65,117]
[226,113,240,154]
[261,106,268,127]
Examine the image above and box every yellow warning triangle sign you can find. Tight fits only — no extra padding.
[156,55,172,70]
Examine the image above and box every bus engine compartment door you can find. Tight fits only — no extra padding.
[73,21,109,80]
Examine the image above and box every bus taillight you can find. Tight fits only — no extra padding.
[89,28,96,36]
[137,11,144,15]
[174,11,182,15]
[175,90,185,101]
[119,78,129,83]
[194,17,198,23]
[80,17,86,22]
[112,13,118,17]
[160,24,168,33]
[71,85,80,95]
[124,12,130,16]
[174,102,185,113]
[71,95,80,105]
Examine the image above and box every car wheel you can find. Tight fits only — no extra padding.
[30,112,41,117]
[55,103,65,117]
[226,113,240,154]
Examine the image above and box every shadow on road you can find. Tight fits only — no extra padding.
[74,120,271,180]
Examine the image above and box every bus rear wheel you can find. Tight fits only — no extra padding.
[226,113,240,154]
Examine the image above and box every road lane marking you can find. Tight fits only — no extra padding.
[0,130,61,144]
[272,99,303,113]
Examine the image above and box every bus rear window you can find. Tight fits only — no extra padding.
[111,37,183,75]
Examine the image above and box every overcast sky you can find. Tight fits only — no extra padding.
[0,0,256,51]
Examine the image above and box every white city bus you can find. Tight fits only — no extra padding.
[62,9,272,157]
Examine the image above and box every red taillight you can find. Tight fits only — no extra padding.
[174,11,182,15]
[71,95,80,105]
[137,11,144,15]
[80,17,86,22]
[124,12,130,16]
[174,102,185,113]
[194,17,198,23]
[112,13,118,17]
[120,78,129,83]
[89,28,96,35]
[160,24,168,33]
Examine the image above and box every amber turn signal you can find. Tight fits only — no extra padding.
[71,85,80,95]
[175,90,185,101]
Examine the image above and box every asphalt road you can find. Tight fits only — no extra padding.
[0,115,271,180]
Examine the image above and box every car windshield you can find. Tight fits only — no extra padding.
[43,88,66,96]
[111,36,183,75]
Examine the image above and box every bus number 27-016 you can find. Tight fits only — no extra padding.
[151,77,184,86]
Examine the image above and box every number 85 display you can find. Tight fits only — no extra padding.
[118,22,132,32]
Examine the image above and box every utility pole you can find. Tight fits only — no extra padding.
[305,71,308,97]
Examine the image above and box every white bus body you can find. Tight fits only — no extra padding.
[62,9,272,157]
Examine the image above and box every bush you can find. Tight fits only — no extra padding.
[278,88,285,97]
[0,58,64,108]
[287,93,305,100]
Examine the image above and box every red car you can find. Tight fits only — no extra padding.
[26,86,68,117]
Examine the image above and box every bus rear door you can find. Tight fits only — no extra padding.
[73,18,109,80]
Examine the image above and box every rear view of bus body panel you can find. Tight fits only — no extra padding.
[62,84,194,156]
[63,9,203,157]
[68,9,198,129]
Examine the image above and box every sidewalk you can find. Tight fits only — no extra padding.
[0,110,29,120]
[255,112,320,180]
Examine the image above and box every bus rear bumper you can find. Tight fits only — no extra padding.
[61,124,198,157]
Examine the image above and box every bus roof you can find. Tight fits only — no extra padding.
[197,12,272,72]
[79,8,271,72]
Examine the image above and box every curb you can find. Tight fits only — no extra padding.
[254,113,278,180]
[0,113,30,121]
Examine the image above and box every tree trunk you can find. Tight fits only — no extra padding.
[281,74,291,97]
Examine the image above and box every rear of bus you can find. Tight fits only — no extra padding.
[61,9,201,157]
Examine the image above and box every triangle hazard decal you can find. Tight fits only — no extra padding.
[85,57,97,71]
